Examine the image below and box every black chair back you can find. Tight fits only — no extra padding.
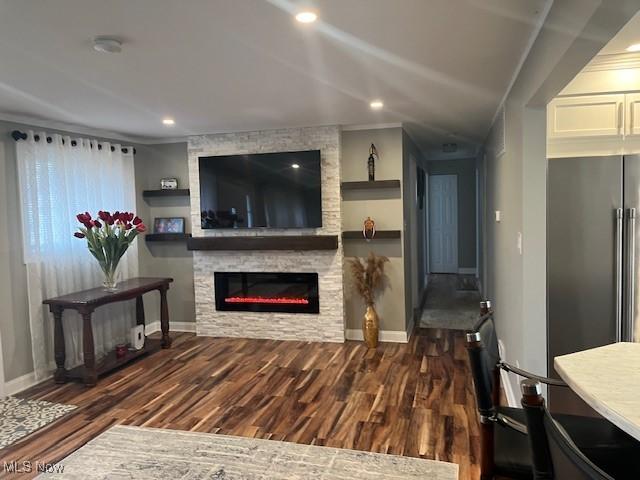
[521,380,613,480]
[466,312,500,417]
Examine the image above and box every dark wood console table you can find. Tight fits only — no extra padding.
[43,277,173,386]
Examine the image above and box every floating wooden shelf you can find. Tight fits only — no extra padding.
[341,180,401,191]
[187,235,339,251]
[142,189,190,198]
[145,233,192,242]
[342,230,401,240]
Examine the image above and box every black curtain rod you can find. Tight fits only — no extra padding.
[11,130,136,155]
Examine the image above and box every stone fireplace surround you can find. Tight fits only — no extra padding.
[188,126,344,342]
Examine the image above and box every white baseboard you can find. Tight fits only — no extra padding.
[458,267,477,275]
[345,328,409,343]
[145,321,197,335]
[4,362,56,396]
[497,339,518,407]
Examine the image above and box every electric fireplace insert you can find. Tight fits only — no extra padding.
[214,272,319,314]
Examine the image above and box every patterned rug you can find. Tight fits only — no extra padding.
[46,425,458,479]
[0,396,77,449]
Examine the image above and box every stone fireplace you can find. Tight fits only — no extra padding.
[188,126,344,342]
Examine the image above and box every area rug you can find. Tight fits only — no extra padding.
[0,396,77,449]
[45,425,458,479]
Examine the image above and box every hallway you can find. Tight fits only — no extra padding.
[420,275,481,331]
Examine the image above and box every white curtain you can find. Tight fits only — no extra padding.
[16,131,138,381]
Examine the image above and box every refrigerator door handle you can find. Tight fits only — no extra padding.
[616,208,624,342]
[627,207,637,342]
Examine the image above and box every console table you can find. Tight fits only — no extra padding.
[43,277,173,386]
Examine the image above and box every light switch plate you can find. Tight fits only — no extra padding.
[495,210,501,222]
[517,232,522,255]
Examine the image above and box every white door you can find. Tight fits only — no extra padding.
[429,175,458,273]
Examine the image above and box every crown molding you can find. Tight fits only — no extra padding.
[341,122,403,131]
[584,52,640,72]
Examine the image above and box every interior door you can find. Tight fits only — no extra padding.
[429,174,458,273]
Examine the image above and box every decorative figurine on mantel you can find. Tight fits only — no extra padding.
[348,252,389,348]
[160,178,178,190]
[368,143,378,181]
[363,216,376,240]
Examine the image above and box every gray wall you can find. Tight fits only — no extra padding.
[341,127,406,333]
[402,131,428,328]
[427,158,477,269]
[134,143,195,326]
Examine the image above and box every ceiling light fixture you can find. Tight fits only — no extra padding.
[295,11,317,23]
[370,100,384,110]
[627,43,640,52]
[162,118,175,126]
[93,36,122,54]
[291,163,300,169]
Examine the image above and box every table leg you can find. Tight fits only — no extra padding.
[52,307,66,383]
[81,311,97,386]
[136,295,145,326]
[160,286,172,348]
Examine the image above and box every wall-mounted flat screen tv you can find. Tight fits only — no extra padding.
[198,150,322,229]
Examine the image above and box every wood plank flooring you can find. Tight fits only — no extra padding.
[0,328,480,479]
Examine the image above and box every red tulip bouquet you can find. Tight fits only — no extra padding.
[74,211,146,291]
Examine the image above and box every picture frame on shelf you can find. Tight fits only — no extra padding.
[153,217,185,234]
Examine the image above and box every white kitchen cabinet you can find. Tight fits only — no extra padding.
[547,94,624,139]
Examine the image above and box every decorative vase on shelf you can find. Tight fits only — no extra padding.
[74,210,146,292]
[363,304,379,348]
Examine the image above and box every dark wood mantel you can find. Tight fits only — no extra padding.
[187,235,339,251]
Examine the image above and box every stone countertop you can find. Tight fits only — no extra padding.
[555,342,640,440]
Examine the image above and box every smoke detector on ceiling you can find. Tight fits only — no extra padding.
[93,37,122,53]
[443,143,457,153]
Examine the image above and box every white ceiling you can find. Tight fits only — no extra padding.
[599,10,640,55]
[0,0,547,154]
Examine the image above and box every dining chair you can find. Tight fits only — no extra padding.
[520,379,628,479]
[466,302,640,480]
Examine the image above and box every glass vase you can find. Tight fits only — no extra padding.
[102,266,119,292]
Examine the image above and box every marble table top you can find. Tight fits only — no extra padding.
[42,425,458,479]
[555,342,640,440]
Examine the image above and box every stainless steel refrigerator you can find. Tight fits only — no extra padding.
[547,154,639,415]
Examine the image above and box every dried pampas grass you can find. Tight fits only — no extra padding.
[348,252,389,305]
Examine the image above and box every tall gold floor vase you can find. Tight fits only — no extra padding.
[363,304,379,348]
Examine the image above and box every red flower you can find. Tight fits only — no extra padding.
[76,212,91,224]
[94,220,102,228]
[126,212,134,222]
[98,211,113,224]
[113,211,121,222]
[74,232,85,238]
[135,223,146,233]
[133,216,143,225]
[125,223,133,230]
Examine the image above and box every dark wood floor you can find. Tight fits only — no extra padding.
[1,328,480,479]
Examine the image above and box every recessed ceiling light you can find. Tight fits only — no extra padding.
[295,11,317,23]
[291,163,300,169]
[93,36,122,54]
[370,100,384,110]
[162,118,175,126]
[627,43,640,52]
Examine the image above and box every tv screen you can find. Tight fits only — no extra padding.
[198,150,322,229]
